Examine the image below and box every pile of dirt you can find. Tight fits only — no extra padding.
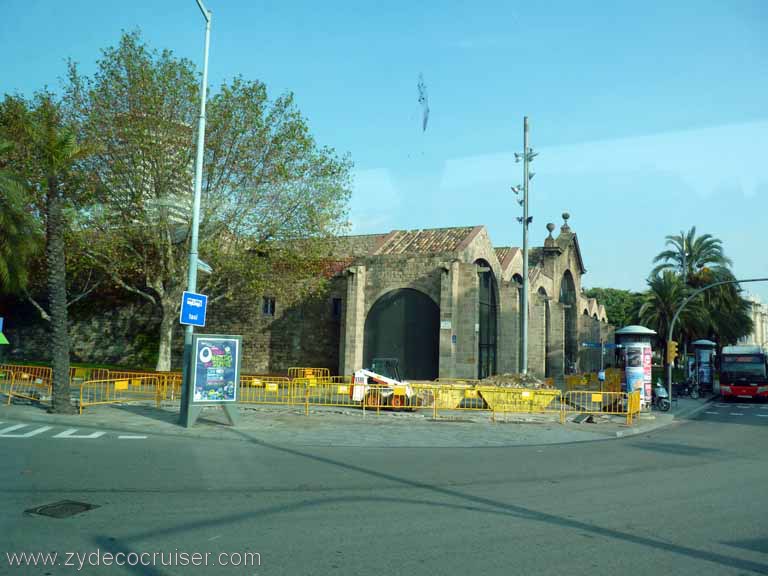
[479,373,555,389]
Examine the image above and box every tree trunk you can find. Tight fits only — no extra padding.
[155,299,177,372]
[46,175,75,414]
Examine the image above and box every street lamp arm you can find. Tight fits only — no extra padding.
[196,0,211,21]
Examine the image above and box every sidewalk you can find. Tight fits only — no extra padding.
[0,394,715,448]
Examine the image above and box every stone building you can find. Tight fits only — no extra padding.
[323,213,612,381]
[739,294,768,350]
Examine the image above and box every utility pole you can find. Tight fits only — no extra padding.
[180,0,211,426]
[513,117,536,374]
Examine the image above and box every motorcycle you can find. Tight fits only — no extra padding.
[653,380,671,412]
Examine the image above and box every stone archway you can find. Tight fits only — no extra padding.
[560,270,578,373]
[363,288,439,380]
[476,259,498,379]
[513,273,524,372]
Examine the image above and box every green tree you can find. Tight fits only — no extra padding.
[0,141,42,293]
[0,94,85,413]
[65,31,351,371]
[651,226,732,282]
[582,287,643,328]
[638,271,706,367]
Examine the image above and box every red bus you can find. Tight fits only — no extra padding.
[719,345,768,401]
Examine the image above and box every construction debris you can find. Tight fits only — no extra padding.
[479,373,555,389]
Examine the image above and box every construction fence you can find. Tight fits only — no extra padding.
[0,363,641,425]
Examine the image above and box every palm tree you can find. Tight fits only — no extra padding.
[0,142,41,294]
[651,226,732,283]
[638,271,706,368]
[1,94,81,414]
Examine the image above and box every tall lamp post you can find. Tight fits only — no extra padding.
[180,0,212,426]
[512,117,537,374]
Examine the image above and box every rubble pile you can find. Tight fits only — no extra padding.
[480,373,555,390]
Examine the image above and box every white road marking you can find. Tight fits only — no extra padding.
[704,412,720,415]
[0,424,53,438]
[53,428,106,439]
[118,435,147,439]
[757,414,768,418]
[730,413,745,416]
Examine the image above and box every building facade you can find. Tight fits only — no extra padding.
[244,213,612,381]
[739,294,768,350]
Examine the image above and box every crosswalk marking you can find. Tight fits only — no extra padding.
[0,423,147,440]
[757,415,768,418]
[704,411,719,415]
[53,428,106,439]
[730,413,745,416]
[0,424,53,438]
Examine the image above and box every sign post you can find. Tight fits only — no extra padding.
[183,333,241,428]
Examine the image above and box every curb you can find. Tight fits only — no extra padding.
[614,396,717,438]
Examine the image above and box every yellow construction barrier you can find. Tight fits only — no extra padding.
[0,369,13,399]
[287,367,330,383]
[7,375,52,406]
[239,376,294,405]
[0,364,52,384]
[563,390,637,425]
[78,376,161,413]
[565,374,591,391]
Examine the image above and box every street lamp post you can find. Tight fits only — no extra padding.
[513,117,536,374]
[179,0,212,426]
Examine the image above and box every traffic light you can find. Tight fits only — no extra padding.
[667,340,678,364]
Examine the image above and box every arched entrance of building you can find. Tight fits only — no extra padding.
[539,287,551,377]
[363,288,439,380]
[513,273,524,372]
[477,260,498,379]
[560,270,578,373]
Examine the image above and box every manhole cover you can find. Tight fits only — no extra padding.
[26,500,99,519]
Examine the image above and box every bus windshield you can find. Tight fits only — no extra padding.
[720,355,767,382]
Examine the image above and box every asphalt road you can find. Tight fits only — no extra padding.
[0,403,766,576]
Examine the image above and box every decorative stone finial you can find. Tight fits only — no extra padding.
[546,222,556,238]
[561,211,571,232]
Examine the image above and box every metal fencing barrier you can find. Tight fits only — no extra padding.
[79,376,162,413]
[562,390,641,425]
[0,364,52,384]
[239,376,294,405]
[0,369,14,399]
[7,375,52,406]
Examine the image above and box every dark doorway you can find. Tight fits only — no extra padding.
[363,289,439,380]
[560,270,578,373]
[477,260,498,379]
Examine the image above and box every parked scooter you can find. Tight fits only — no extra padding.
[653,379,671,412]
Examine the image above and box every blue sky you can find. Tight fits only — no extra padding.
[2,0,767,300]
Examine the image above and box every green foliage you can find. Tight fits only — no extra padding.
[63,30,352,369]
[0,142,42,293]
[647,227,753,350]
[582,287,643,328]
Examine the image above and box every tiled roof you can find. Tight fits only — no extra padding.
[330,234,389,257]
[494,247,521,270]
[374,226,481,255]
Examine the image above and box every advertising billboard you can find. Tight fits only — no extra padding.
[191,335,241,403]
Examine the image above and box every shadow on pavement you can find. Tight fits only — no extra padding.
[96,429,768,576]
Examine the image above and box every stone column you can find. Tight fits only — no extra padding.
[439,261,460,378]
[498,280,518,374]
[340,265,366,375]
[549,303,565,379]
[528,293,546,378]
[453,263,479,379]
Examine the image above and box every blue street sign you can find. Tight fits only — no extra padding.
[581,342,602,349]
[603,343,618,349]
[180,291,208,327]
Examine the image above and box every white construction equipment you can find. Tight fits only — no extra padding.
[352,358,416,408]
